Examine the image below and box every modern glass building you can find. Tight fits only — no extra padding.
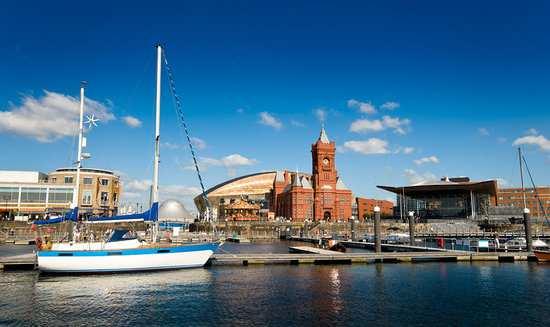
[0,184,74,220]
[0,168,120,220]
[377,177,498,221]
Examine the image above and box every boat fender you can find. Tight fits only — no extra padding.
[35,237,43,250]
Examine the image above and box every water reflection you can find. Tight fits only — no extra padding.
[1,269,213,326]
[1,262,549,326]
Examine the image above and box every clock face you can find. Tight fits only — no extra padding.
[322,158,329,166]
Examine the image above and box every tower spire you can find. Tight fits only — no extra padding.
[319,124,330,144]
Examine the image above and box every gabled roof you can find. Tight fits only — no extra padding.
[275,170,285,183]
[292,173,302,187]
[301,176,312,189]
[336,178,349,190]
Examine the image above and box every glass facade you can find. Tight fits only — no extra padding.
[20,187,47,203]
[0,187,73,204]
[0,187,19,203]
[49,188,73,203]
[395,191,491,220]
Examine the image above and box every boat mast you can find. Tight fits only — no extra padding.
[72,82,86,209]
[152,45,162,242]
[518,147,527,209]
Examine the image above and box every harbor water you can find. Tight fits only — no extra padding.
[1,243,549,326]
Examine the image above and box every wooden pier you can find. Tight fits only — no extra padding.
[209,251,536,266]
[1,250,538,271]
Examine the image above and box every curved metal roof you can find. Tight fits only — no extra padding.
[201,171,277,197]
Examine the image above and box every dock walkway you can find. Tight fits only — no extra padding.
[1,251,537,271]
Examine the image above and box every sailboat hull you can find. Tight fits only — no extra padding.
[37,243,219,273]
[534,250,550,262]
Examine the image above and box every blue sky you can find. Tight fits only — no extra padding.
[0,1,549,210]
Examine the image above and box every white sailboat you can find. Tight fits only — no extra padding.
[36,45,219,273]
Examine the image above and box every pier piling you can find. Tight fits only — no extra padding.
[523,208,532,252]
[374,206,381,253]
[408,211,415,246]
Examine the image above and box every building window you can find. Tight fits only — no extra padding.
[82,190,92,205]
[113,193,118,204]
[83,177,93,185]
[64,176,74,184]
[0,187,19,203]
[20,188,47,203]
[100,192,109,205]
[49,188,73,203]
[100,179,109,186]
[50,177,57,183]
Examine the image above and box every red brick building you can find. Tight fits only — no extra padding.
[356,197,394,219]
[497,186,550,218]
[271,127,353,222]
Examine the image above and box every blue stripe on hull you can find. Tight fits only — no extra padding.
[40,264,207,274]
[38,242,219,257]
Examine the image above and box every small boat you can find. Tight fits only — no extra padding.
[534,250,550,262]
[328,240,346,252]
[532,239,549,250]
[503,237,527,251]
[386,233,410,245]
[38,242,219,273]
[36,45,219,273]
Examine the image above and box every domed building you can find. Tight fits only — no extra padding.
[159,199,194,223]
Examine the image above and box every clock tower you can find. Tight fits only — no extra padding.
[312,126,339,221]
[271,126,352,222]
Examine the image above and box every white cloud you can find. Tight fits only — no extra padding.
[0,90,114,142]
[184,153,258,177]
[258,111,283,130]
[162,137,206,151]
[290,119,305,127]
[496,178,509,187]
[121,178,201,203]
[349,115,410,135]
[525,128,539,135]
[342,138,390,155]
[513,134,550,152]
[414,156,440,165]
[478,127,489,136]
[122,115,142,128]
[381,101,400,110]
[314,108,327,123]
[347,99,376,114]
[395,146,415,154]
[221,154,258,167]
[161,185,201,198]
[404,169,437,185]
[382,116,410,135]
[191,137,207,150]
[403,147,415,154]
[349,119,384,133]
[124,179,152,192]
[161,142,180,150]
